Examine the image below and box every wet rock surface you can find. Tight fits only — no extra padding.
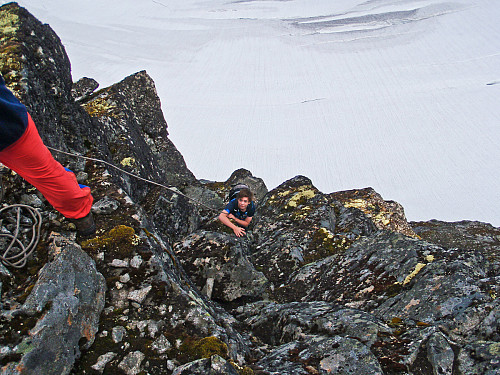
[0,3,498,375]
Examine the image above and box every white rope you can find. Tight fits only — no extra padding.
[0,204,42,268]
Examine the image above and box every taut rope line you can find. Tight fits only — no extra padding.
[46,146,220,213]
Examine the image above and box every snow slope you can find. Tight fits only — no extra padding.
[10,0,500,225]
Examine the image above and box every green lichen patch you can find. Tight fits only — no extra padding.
[267,185,319,212]
[175,335,228,364]
[159,330,254,373]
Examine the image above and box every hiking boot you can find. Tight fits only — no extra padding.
[70,212,96,238]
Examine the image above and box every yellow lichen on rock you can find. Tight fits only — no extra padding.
[0,7,20,38]
[286,186,316,209]
[82,96,117,117]
[120,157,135,167]
[278,190,291,197]
[403,263,426,286]
[0,7,25,90]
[373,211,391,226]
[317,227,334,240]
[343,199,374,211]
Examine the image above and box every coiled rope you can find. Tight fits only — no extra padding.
[0,204,42,268]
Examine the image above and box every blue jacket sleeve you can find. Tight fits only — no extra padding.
[0,75,29,151]
[223,199,236,213]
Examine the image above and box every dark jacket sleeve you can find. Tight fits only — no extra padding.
[0,75,28,151]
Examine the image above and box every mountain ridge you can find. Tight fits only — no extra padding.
[0,3,498,374]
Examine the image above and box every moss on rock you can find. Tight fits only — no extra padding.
[178,336,229,363]
[81,225,141,257]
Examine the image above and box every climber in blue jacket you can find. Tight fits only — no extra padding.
[218,188,255,237]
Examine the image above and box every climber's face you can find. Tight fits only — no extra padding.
[238,197,250,212]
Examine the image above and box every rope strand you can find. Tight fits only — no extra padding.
[46,146,220,213]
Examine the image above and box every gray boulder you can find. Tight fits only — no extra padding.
[174,230,268,302]
[257,335,384,375]
[172,355,239,375]
[1,234,105,375]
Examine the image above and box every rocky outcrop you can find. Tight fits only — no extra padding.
[0,233,105,375]
[0,2,94,155]
[174,231,268,302]
[79,70,197,200]
[411,219,500,277]
[0,3,498,375]
[250,176,376,290]
[204,168,268,204]
[330,187,417,237]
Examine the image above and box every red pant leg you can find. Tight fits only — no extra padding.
[0,114,93,219]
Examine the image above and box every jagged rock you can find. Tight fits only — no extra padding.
[3,1,195,204]
[371,234,492,336]
[457,341,500,375]
[0,234,106,375]
[184,185,225,212]
[174,231,268,302]
[71,177,250,373]
[19,193,43,208]
[223,168,268,203]
[426,331,455,375]
[257,335,384,375]
[144,186,203,244]
[72,77,99,102]
[92,196,120,214]
[152,334,171,354]
[329,187,417,237]
[411,219,500,277]
[0,3,95,157]
[172,354,240,375]
[118,350,145,375]
[235,301,392,348]
[250,176,375,291]
[2,3,498,374]
[112,325,127,343]
[91,352,117,373]
[80,70,196,200]
[127,285,152,304]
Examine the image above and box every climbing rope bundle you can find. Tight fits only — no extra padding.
[0,204,42,268]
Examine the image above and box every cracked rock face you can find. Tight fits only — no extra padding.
[1,3,499,375]
[0,235,106,375]
[174,231,268,302]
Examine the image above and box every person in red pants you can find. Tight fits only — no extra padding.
[0,75,95,236]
